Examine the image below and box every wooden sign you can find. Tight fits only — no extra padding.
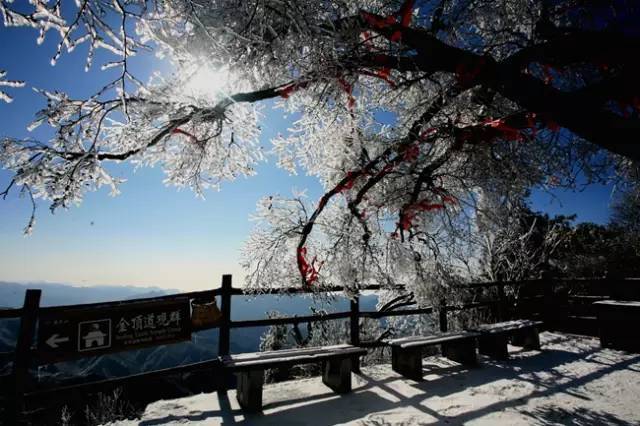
[36,298,191,364]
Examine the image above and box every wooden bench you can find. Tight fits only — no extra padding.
[594,300,640,352]
[470,319,543,360]
[220,344,367,412]
[386,331,481,381]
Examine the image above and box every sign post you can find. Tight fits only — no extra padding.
[36,298,191,364]
[10,289,41,424]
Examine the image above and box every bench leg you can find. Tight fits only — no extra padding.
[599,324,614,349]
[236,370,264,412]
[352,355,361,374]
[322,357,352,393]
[442,339,478,367]
[511,327,541,351]
[478,334,509,360]
[391,346,423,381]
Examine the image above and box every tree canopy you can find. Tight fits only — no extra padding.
[1,0,639,292]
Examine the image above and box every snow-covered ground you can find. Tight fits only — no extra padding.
[113,332,640,425]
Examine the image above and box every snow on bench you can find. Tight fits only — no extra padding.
[221,344,366,370]
[386,331,481,380]
[220,344,367,412]
[470,319,543,360]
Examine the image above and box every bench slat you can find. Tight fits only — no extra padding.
[221,344,367,370]
[224,344,360,361]
[471,319,543,334]
[594,300,640,307]
[387,331,481,349]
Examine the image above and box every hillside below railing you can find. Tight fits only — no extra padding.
[1,275,639,423]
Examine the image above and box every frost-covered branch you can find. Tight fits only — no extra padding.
[0,70,24,103]
[1,0,637,291]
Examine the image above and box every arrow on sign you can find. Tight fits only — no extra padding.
[46,334,70,348]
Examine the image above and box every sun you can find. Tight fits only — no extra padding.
[183,65,230,101]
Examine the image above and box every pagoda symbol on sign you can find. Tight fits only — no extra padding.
[78,319,111,351]
[83,324,107,348]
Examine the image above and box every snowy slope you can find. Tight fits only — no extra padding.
[111,332,640,425]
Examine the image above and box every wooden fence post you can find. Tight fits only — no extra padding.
[349,295,360,372]
[218,275,232,358]
[9,289,41,424]
[439,299,448,333]
[497,283,506,321]
[542,274,555,330]
[217,275,233,392]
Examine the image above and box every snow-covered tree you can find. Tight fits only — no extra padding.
[1,1,638,292]
[611,161,640,235]
[475,193,570,282]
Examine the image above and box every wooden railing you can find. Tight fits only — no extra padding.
[1,275,638,422]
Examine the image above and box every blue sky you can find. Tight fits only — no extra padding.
[0,22,615,290]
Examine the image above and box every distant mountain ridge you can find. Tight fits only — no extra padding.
[0,281,179,308]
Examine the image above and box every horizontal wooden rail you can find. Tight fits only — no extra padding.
[0,285,408,320]
[237,283,406,295]
[24,358,221,400]
[447,301,498,311]
[0,308,22,319]
[6,279,599,320]
[517,295,545,301]
[360,307,434,318]
[359,340,386,348]
[568,295,610,300]
[231,312,351,328]
[452,279,543,289]
[39,288,221,315]
[4,278,639,320]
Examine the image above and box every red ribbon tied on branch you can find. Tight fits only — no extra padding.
[297,247,323,285]
[336,171,358,192]
[276,81,310,99]
[398,192,457,231]
[358,68,396,88]
[455,57,487,87]
[482,117,524,142]
[171,128,199,144]
[361,0,415,42]
[337,77,356,110]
